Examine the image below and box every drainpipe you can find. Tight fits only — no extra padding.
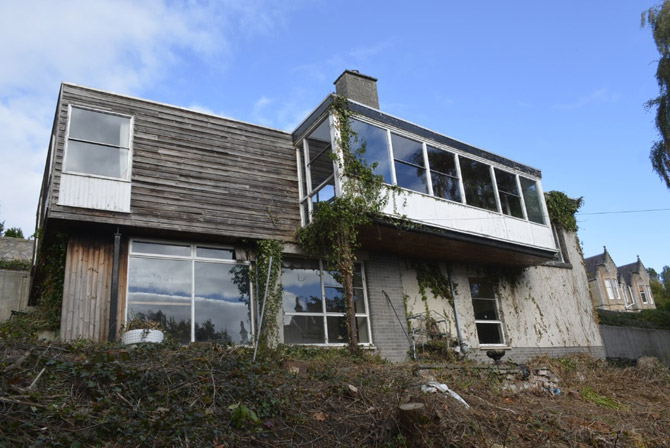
[446,264,468,354]
[108,228,121,342]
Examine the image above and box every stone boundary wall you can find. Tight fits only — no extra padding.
[600,325,670,366]
[0,237,34,261]
[466,345,606,365]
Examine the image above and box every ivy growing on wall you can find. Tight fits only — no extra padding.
[412,261,453,306]
[34,230,68,331]
[297,95,391,355]
[250,240,283,351]
[544,191,583,232]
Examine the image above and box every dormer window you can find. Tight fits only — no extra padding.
[64,106,132,180]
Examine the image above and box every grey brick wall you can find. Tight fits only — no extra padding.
[365,253,410,362]
[467,345,606,365]
[0,237,34,261]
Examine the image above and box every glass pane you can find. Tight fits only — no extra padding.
[470,280,495,299]
[394,161,429,194]
[65,141,128,179]
[308,141,334,191]
[70,107,130,147]
[427,145,458,177]
[472,298,499,321]
[283,315,325,344]
[132,241,191,257]
[326,316,348,344]
[460,157,497,211]
[324,287,346,312]
[476,323,504,344]
[357,317,370,343]
[499,192,524,219]
[431,171,461,202]
[354,288,366,314]
[281,259,322,313]
[494,169,519,195]
[312,181,335,204]
[127,257,192,343]
[391,133,424,165]
[194,263,250,344]
[196,247,234,260]
[353,265,363,288]
[350,119,392,183]
[520,177,545,224]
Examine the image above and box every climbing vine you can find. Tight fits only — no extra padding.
[250,240,283,350]
[34,230,68,331]
[412,261,453,306]
[297,95,390,355]
[544,191,583,232]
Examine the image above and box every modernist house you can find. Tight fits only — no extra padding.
[31,70,604,362]
[584,248,656,312]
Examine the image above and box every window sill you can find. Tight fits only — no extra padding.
[62,170,131,183]
[479,345,510,350]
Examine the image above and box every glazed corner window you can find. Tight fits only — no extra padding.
[299,119,335,225]
[519,177,545,224]
[460,157,497,211]
[495,169,524,219]
[126,241,250,345]
[470,279,505,345]
[391,133,428,194]
[64,106,132,180]
[281,258,371,345]
[350,119,393,184]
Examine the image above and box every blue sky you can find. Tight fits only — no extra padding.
[1,0,668,272]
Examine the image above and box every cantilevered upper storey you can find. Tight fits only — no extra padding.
[292,71,558,265]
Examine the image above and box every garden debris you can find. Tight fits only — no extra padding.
[421,381,470,408]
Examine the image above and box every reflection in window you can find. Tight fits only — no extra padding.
[495,169,523,219]
[391,133,428,194]
[460,157,497,211]
[520,177,545,224]
[470,279,505,345]
[64,107,132,179]
[426,146,461,202]
[300,119,336,225]
[282,258,370,345]
[350,119,393,183]
[126,241,250,345]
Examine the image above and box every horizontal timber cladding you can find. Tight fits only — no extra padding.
[48,84,301,242]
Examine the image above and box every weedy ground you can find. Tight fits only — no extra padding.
[0,322,668,447]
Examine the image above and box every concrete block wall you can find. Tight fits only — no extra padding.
[0,269,31,322]
[600,325,670,366]
[365,253,410,362]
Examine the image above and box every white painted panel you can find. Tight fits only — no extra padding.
[382,188,556,252]
[58,173,131,212]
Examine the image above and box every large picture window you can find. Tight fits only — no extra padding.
[495,168,524,219]
[281,258,371,345]
[470,279,505,345]
[350,119,393,184]
[426,145,461,202]
[391,133,428,194]
[64,106,132,180]
[519,177,545,224]
[126,241,251,344]
[460,157,497,211]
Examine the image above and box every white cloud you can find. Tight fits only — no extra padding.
[0,0,292,234]
[553,88,620,110]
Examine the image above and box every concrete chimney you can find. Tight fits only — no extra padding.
[334,70,379,109]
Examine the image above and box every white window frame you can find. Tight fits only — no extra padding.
[639,285,648,304]
[282,259,373,346]
[125,239,253,343]
[470,279,506,347]
[604,278,618,301]
[299,118,336,225]
[62,104,134,182]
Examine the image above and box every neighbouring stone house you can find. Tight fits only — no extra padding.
[30,70,604,362]
[584,248,655,312]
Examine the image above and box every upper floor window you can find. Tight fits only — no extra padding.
[426,145,461,202]
[64,106,132,180]
[640,286,648,304]
[495,168,524,219]
[350,119,393,183]
[604,278,619,301]
[460,157,497,212]
[519,177,545,224]
[391,133,428,194]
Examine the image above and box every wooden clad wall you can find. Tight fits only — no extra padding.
[60,235,114,342]
[47,84,301,242]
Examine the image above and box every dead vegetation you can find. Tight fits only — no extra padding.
[0,334,668,447]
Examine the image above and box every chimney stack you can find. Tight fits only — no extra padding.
[334,70,379,109]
